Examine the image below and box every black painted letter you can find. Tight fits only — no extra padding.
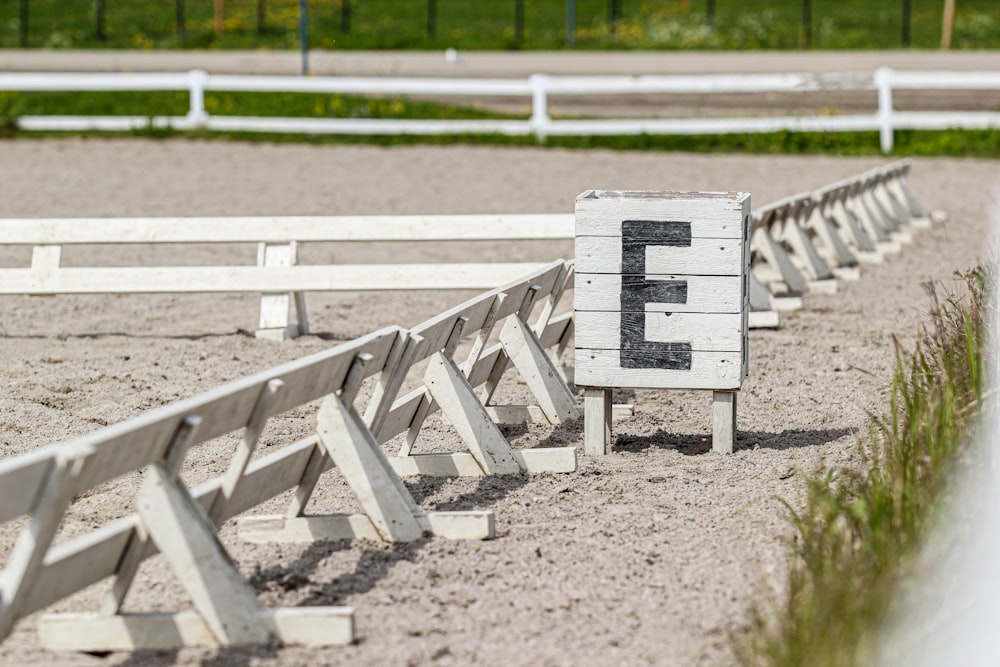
[619,220,692,370]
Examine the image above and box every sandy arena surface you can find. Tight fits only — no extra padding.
[0,138,996,666]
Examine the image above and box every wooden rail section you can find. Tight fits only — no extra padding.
[1,160,927,342]
[749,159,931,317]
[0,260,594,651]
[0,326,502,652]
[238,259,585,543]
[0,213,574,340]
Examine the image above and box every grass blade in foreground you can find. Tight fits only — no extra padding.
[737,266,991,667]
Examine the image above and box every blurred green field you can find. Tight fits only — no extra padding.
[1,0,998,51]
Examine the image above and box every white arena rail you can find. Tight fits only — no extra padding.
[748,160,930,314]
[0,160,933,338]
[1,68,998,151]
[0,213,574,340]
[0,326,506,651]
[0,259,595,652]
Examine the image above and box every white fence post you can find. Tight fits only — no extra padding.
[187,69,208,128]
[529,73,551,140]
[875,67,895,154]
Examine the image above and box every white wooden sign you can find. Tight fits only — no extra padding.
[573,190,751,454]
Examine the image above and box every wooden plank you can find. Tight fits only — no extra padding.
[0,453,84,637]
[377,386,428,446]
[207,379,285,524]
[1,214,574,245]
[0,450,56,523]
[748,310,780,329]
[389,453,487,477]
[712,390,737,454]
[23,517,136,617]
[538,312,573,348]
[418,511,495,540]
[409,296,506,365]
[7,328,398,498]
[222,436,329,519]
[583,388,612,456]
[37,607,354,651]
[256,243,294,333]
[408,260,565,363]
[750,227,808,294]
[498,315,580,425]
[575,349,744,389]
[0,263,554,295]
[239,511,494,542]
[832,199,879,253]
[808,208,858,268]
[780,217,834,281]
[574,311,743,352]
[748,272,774,311]
[239,513,382,543]
[575,191,749,238]
[364,333,420,438]
[105,416,205,615]
[136,465,269,645]
[28,245,61,294]
[23,436,329,618]
[575,236,743,276]
[318,395,424,542]
[390,448,575,477]
[575,274,742,313]
[853,197,892,243]
[513,447,577,473]
[423,353,520,475]
[485,405,549,424]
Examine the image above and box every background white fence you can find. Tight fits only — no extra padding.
[2,68,999,151]
[0,159,928,338]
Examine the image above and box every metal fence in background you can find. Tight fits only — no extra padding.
[2,0,999,51]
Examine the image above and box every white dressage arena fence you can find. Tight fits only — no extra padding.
[0,159,933,338]
[0,159,937,653]
[0,259,595,652]
[0,213,573,340]
[1,69,998,151]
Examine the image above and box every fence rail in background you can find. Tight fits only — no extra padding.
[0,213,574,340]
[748,160,931,309]
[0,160,932,339]
[2,68,999,150]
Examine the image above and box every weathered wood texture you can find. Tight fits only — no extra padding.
[377,260,579,477]
[0,328,420,650]
[0,213,575,338]
[712,391,737,454]
[575,311,743,352]
[574,190,750,391]
[0,259,587,650]
[576,274,743,313]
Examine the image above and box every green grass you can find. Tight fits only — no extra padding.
[0,90,516,120]
[1,0,999,50]
[737,266,992,667]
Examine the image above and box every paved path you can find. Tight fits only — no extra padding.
[0,49,997,77]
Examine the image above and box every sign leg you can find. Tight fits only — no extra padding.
[712,390,737,454]
[584,387,612,456]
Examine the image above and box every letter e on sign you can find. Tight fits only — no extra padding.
[574,189,750,390]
